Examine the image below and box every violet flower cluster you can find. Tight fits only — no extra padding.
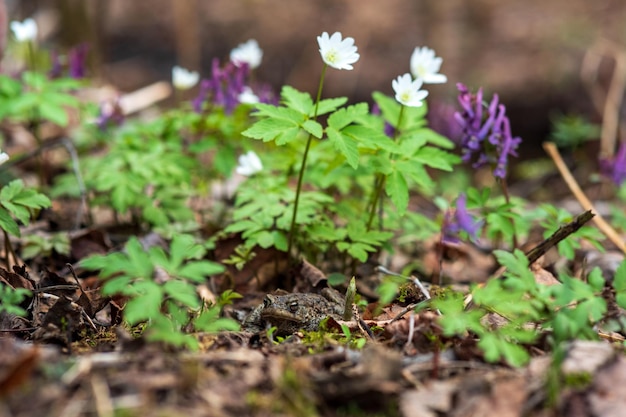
[599,142,626,186]
[192,58,275,114]
[48,44,89,79]
[442,193,482,243]
[454,83,522,179]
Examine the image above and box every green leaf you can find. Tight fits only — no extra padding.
[281,86,313,115]
[178,261,225,282]
[163,280,200,308]
[302,120,323,138]
[613,259,626,292]
[412,146,460,171]
[315,97,348,116]
[0,207,20,236]
[326,127,359,168]
[38,102,69,126]
[242,118,300,143]
[385,169,409,215]
[327,103,369,131]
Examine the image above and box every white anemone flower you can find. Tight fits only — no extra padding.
[0,151,9,166]
[230,39,263,69]
[317,32,360,70]
[10,18,38,42]
[410,46,447,84]
[238,86,259,104]
[236,151,263,176]
[392,73,429,107]
[172,66,199,90]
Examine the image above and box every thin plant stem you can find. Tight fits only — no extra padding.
[498,177,518,248]
[365,105,405,231]
[286,64,327,258]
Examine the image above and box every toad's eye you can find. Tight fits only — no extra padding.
[263,297,272,308]
[289,301,299,312]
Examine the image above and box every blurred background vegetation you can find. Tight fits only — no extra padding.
[4,0,626,154]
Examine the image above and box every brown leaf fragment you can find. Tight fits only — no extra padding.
[299,258,327,287]
[561,340,615,376]
[400,381,455,417]
[588,355,626,417]
[0,346,39,397]
[0,266,34,291]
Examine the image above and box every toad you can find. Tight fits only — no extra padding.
[242,288,346,335]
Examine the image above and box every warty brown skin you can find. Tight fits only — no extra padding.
[243,289,345,335]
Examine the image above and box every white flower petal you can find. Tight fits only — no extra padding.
[317,31,360,70]
[172,66,199,90]
[0,151,9,166]
[392,73,429,107]
[236,151,263,176]
[230,39,263,69]
[238,86,259,104]
[410,46,447,84]
[10,18,37,42]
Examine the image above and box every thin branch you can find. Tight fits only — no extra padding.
[543,142,626,254]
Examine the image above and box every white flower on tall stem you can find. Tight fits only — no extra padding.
[10,18,38,42]
[317,32,360,70]
[392,73,429,107]
[410,46,447,84]
[236,151,263,176]
[172,66,199,90]
[238,86,259,104]
[230,39,263,69]
[0,151,9,166]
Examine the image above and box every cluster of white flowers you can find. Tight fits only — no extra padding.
[315,31,445,108]
[393,46,447,107]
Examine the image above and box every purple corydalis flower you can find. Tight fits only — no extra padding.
[192,58,276,114]
[455,83,521,179]
[68,43,89,79]
[442,193,482,243]
[96,99,124,130]
[599,142,626,186]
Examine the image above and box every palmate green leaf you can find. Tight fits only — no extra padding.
[478,332,530,367]
[163,280,200,308]
[395,160,435,193]
[613,259,626,294]
[39,101,68,126]
[326,127,359,168]
[412,146,460,171]
[252,103,303,123]
[493,250,534,284]
[352,126,398,152]
[385,169,409,215]
[336,241,375,262]
[302,120,323,138]
[124,281,164,325]
[0,207,20,236]
[315,97,348,116]
[372,91,401,127]
[281,85,313,115]
[411,128,455,149]
[194,306,241,332]
[242,118,301,145]
[327,103,369,131]
[178,261,225,281]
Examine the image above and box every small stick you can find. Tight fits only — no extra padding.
[543,142,626,254]
[525,210,595,265]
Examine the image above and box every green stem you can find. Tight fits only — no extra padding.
[365,105,405,231]
[498,177,518,248]
[286,64,327,257]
